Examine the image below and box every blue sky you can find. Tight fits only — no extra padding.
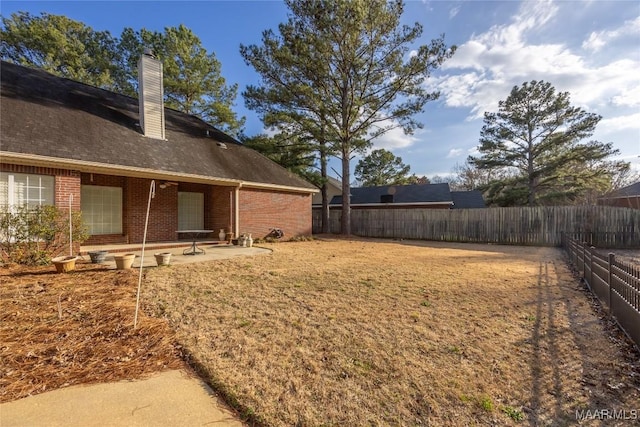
[2,0,639,180]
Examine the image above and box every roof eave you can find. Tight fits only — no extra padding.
[1,151,317,194]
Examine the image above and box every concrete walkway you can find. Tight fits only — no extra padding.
[0,370,244,426]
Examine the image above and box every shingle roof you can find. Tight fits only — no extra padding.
[0,61,315,191]
[451,190,486,209]
[602,182,640,198]
[329,183,453,205]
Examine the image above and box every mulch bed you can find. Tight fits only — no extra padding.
[0,261,184,403]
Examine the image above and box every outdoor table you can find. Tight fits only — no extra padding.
[176,230,213,255]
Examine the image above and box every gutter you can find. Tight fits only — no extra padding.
[0,151,317,194]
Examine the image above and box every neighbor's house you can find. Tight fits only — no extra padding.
[311,176,342,207]
[326,183,485,209]
[0,56,317,246]
[597,182,640,210]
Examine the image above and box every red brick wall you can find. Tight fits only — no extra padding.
[598,197,640,210]
[1,164,81,252]
[238,188,312,239]
[2,164,313,244]
[211,185,233,237]
[126,177,179,243]
[78,178,237,244]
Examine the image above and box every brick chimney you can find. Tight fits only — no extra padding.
[138,49,165,140]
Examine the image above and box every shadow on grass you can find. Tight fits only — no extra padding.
[181,348,268,427]
[525,257,640,425]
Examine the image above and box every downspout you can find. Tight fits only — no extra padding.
[234,183,242,238]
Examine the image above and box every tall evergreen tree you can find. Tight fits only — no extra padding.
[242,0,454,234]
[1,12,120,90]
[470,80,625,206]
[355,149,412,186]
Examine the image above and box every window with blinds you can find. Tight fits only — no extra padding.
[178,192,204,230]
[0,173,54,210]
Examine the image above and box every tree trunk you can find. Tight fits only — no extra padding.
[341,150,351,235]
[320,141,330,233]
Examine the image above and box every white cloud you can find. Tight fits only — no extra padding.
[599,112,640,132]
[432,0,640,127]
[449,5,461,19]
[611,84,640,108]
[582,16,640,52]
[370,121,419,150]
[446,148,463,158]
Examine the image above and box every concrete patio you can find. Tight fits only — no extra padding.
[80,242,272,268]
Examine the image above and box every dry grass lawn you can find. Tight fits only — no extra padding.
[142,237,640,426]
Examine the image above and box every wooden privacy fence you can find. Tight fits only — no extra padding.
[313,206,640,247]
[563,236,640,350]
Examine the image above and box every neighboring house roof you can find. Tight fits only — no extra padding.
[451,190,486,209]
[600,182,640,199]
[0,61,315,192]
[326,176,342,190]
[330,183,453,206]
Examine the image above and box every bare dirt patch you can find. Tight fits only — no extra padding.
[142,237,640,426]
[0,262,184,403]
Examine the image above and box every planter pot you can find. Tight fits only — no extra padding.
[88,250,108,264]
[52,256,78,273]
[114,253,136,270]
[154,252,172,266]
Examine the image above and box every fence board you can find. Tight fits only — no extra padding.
[313,206,640,247]
[564,237,640,350]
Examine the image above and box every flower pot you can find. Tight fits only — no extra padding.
[154,252,172,266]
[52,256,78,273]
[88,250,108,264]
[114,253,135,270]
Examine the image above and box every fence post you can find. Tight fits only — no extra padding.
[589,246,595,290]
[608,253,614,316]
[582,242,587,282]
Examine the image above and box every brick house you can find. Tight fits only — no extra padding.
[0,57,317,246]
[597,182,640,209]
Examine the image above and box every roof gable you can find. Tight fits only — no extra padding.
[0,61,315,191]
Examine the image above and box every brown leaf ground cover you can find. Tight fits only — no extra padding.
[0,262,184,403]
[142,237,640,426]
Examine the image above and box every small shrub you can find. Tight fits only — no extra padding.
[0,205,88,265]
[479,395,494,412]
[501,405,524,421]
